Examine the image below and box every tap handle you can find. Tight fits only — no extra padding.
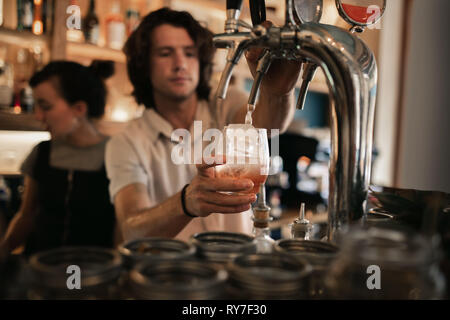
[225,0,244,33]
[227,0,243,10]
[250,0,266,26]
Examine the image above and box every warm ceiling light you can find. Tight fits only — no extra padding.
[33,21,43,35]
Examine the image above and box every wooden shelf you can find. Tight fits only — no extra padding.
[0,111,45,131]
[0,27,49,48]
[66,42,126,64]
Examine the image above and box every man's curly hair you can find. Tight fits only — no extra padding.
[123,7,216,109]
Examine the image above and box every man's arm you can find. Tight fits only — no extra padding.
[233,23,302,132]
[114,183,191,240]
[114,160,256,242]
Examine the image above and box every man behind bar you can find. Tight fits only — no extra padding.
[105,8,301,242]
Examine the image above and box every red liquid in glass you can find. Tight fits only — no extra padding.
[215,164,268,194]
[341,3,372,23]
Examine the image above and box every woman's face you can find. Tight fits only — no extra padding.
[33,80,80,139]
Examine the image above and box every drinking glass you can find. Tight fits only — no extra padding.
[214,124,270,195]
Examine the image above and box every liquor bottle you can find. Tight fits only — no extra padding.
[17,0,33,31]
[43,0,54,34]
[106,1,125,50]
[83,0,99,45]
[21,85,34,113]
[40,0,48,33]
[125,7,140,36]
[32,0,43,35]
[0,47,14,108]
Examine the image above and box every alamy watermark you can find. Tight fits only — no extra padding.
[366,5,383,30]
[66,265,81,290]
[66,5,81,30]
[366,264,381,290]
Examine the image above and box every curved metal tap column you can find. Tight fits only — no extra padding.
[213,19,378,242]
[295,23,377,241]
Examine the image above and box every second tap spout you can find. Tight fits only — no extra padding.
[248,50,273,107]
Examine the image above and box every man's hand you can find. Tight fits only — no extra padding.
[245,21,302,97]
[184,157,257,217]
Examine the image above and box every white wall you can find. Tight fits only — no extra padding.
[0,131,50,175]
[372,0,405,187]
[397,0,450,193]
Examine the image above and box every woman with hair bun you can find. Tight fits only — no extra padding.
[0,60,117,258]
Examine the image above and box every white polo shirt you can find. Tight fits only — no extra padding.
[105,89,253,241]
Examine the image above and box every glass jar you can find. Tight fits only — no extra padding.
[190,231,257,267]
[227,253,312,299]
[325,225,446,299]
[274,239,339,299]
[128,259,228,300]
[118,237,196,270]
[28,246,124,299]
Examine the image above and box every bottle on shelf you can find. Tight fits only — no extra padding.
[106,1,125,50]
[125,7,140,36]
[17,0,34,31]
[43,0,53,34]
[83,0,99,45]
[32,0,43,35]
[0,46,14,109]
[12,48,30,113]
[21,84,34,113]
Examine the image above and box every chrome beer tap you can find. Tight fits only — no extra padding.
[214,0,386,241]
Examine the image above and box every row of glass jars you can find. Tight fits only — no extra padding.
[22,226,446,300]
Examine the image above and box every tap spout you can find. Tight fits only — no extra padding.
[296,62,318,110]
[214,33,253,99]
[248,50,272,106]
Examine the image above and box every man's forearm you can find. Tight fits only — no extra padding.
[253,89,296,133]
[120,191,193,241]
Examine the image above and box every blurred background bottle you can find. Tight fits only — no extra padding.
[21,85,34,113]
[17,0,33,31]
[43,0,53,34]
[0,46,14,109]
[83,0,99,45]
[125,6,140,36]
[106,1,125,50]
[12,48,30,113]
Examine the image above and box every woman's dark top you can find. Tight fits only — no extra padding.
[21,140,115,255]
